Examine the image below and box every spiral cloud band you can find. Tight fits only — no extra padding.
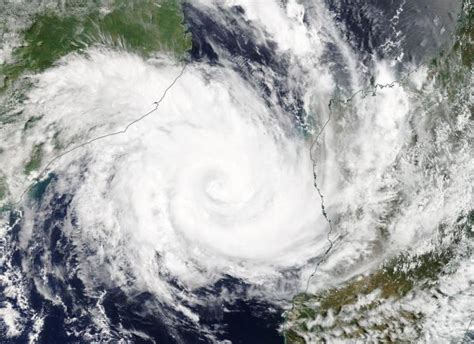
[17,51,327,305]
[1,1,470,341]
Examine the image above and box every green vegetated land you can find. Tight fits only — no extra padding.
[286,214,472,342]
[285,2,473,342]
[0,174,7,200]
[24,143,44,175]
[0,0,192,181]
[1,0,192,89]
[453,1,474,67]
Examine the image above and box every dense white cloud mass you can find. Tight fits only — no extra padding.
[0,0,471,342]
[0,50,334,316]
[36,52,326,292]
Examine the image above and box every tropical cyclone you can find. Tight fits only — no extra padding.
[13,50,329,304]
[0,0,471,342]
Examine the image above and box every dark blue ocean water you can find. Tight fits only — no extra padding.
[1,1,463,342]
